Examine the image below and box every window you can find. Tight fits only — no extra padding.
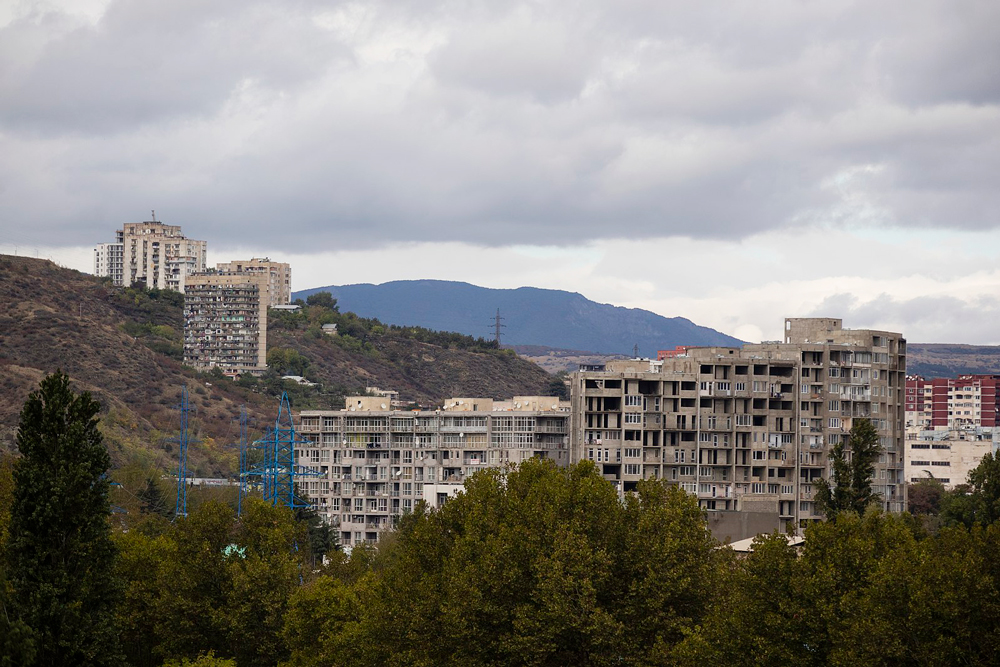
[624,464,640,475]
[678,466,694,476]
[829,418,841,428]
[624,448,641,458]
[624,413,642,424]
[625,395,642,406]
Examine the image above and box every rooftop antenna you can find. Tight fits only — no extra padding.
[151,209,156,222]
[633,343,640,358]
[489,308,506,346]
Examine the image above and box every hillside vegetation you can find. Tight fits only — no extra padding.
[0,256,555,475]
[907,343,1000,378]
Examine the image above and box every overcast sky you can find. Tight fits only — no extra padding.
[1,0,998,344]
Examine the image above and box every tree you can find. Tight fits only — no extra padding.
[908,477,945,516]
[547,373,569,400]
[814,417,881,519]
[1,372,122,666]
[941,452,1000,528]
[305,291,338,312]
[286,459,717,666]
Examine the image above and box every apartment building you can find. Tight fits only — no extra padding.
[905,374,1000,429]
[903,374,1000,489]
[215,257,292,307]
[183,272,268,376]
[93,219,207,292]
[571,318,906,530]
[296,395,570,547]
[93,242,124,286]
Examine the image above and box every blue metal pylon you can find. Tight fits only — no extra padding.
[237,405,248,517]
[173,385,192,518]
[239,392,322,512]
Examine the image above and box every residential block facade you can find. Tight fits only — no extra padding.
[570,318,907,529]
[93,242,124,286]
[296,396,570,547]
[215,257,292,307]
[94,220,207,292]
[183,272,268,375]
[904,374,1000,489]
[905,374,1000,429]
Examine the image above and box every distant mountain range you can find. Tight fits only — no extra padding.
[294,280,742,357]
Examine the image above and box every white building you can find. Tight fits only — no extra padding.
[93,242,124,285]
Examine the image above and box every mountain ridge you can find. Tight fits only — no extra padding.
[294,280,743,357]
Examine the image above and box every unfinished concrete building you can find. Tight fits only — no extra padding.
[215,257,292,307]
[571,318,906,530]
[183,273,268,376]
[296,395,570,547]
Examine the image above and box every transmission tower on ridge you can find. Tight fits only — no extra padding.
[489,308,506,346]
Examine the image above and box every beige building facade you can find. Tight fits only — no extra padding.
[571,318,906,530]
[215,257,292,307]
[905,425,996,489]
[94,220,207,291]
[296,396,570,547]
[183,272,268,376]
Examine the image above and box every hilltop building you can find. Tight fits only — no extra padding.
[570,318,907,531]
[93,242,124,286]
[296,395,570,547]
[182,272,267,376]
[215,257,291,307]
[93,219,206,292]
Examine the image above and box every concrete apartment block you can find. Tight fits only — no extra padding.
[571,318,906,531]
[183,272,268,376]
[296,396,571,547]
[215,257,292,307]
[94,220,206,292]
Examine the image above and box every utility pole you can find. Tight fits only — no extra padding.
[633,343,640,358]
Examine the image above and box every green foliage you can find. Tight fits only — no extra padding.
[267,347,311,377]
[941,452,1000,528]
[305,291,339,311]
[908,477,946,515]
[814,418,881,519]
[162,651,236,666]
[283,459,717,666]
[2,372,122,666]
[547,374,569,400]
[115,498,307,667]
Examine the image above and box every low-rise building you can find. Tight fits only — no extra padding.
[296,395,570,547]
[905,425,997,489]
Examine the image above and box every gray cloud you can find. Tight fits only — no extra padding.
[809,292,1000,343]
[0,0,998,251]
